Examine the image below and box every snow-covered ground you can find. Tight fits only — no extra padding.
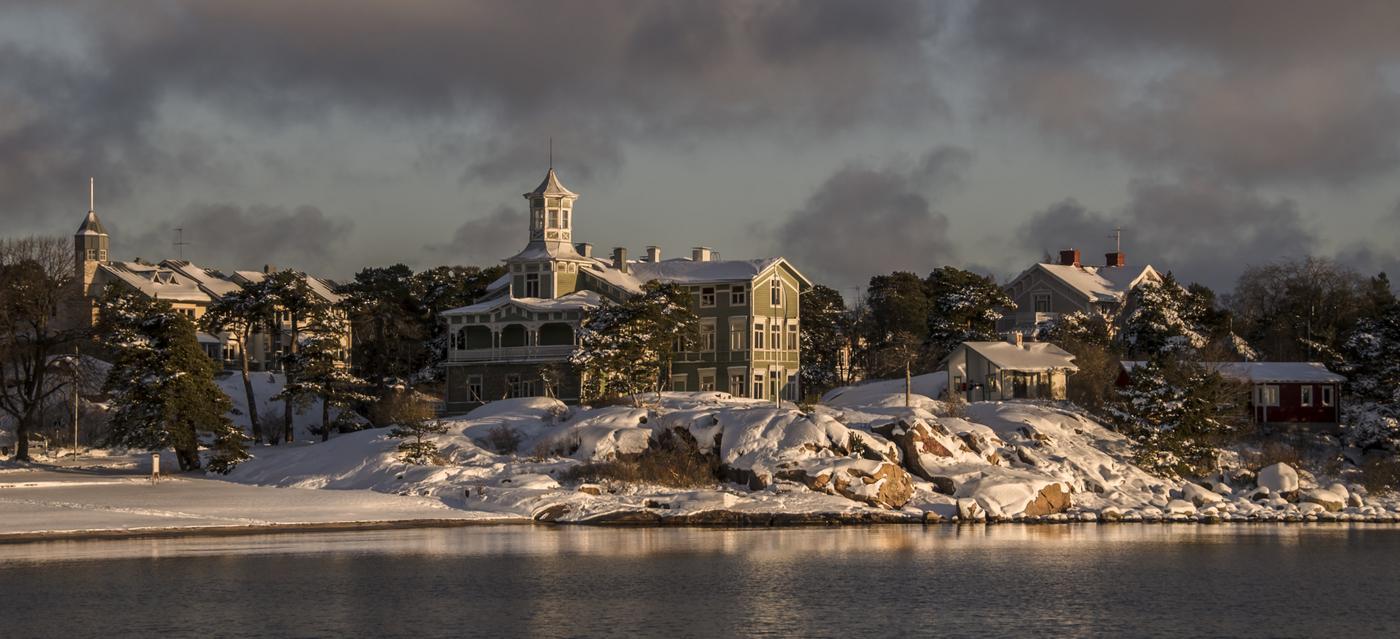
[218,386,1400,525]
[0,459,503,540]
[4,379,1398,537]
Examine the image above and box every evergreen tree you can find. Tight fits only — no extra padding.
[571,281,698,404]
[798,284,847,398]
[284,327,373,442]
[1338,300,1400,449]
[381,391,446,464]
[924,266,1015,359]
[263,270,335,443]
[97,287,247,472]
[339,264,421,395]
[201,280,275,443]
[1119,273,1209,357]
[859,271,931,377]
[1107,355,1246,479]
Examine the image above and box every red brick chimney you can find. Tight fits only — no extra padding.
[1058,249,1081,267]
[1105,251,1125,268]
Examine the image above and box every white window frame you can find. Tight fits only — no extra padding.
[700,319,717,352]
[670,374,687,392]
[1300,385,1313,407]
[786,323,798,351]
[700,286,716,308]
[770,324,782,351]
[467,375,483,402]
[524,273,541,297]
[1259,385,1280,407]
[752,373,765,399]
[731,286,747,306]
[753,319,766,350]
[699,369,716,392]
[1033,292,1051,313]
[1321,385,1334,407]
[728,369,747,397]
[729,316,746,351]
[770,278,782,306]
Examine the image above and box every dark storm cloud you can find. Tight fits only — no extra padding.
[126,203,354,273]
[773,146,970,290]
[426,205,522,267]
[0,0,946,222]
[1336,199,1400,282]
[965,1,1400,186]
[1017,176,1315,291]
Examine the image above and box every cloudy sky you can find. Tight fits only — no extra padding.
[3,1,1398,296]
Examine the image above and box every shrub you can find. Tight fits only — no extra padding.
[561,429,721,488]
[1244,441,1303,473]
[1359,456,1400,495]
[481,424,523,454]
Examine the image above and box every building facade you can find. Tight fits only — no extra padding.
[943,336,1078,402]
[68,201,350,369]
[440,168,810,413]
[1118,361,1345,430]
[998,248,1162,334]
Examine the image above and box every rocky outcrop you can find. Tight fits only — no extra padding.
[776,459,914,509]
[872,418,984,483]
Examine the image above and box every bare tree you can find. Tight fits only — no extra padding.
[0,237,86,461]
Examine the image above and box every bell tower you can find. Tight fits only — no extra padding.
[74,177,109,288]
[523,167,577,250]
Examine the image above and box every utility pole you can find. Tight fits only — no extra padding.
[71,346,80,460]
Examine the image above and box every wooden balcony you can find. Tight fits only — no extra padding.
[447,344,576,364]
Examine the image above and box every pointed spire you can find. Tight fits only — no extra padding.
[77,177,108,236]
[524,167,578,198]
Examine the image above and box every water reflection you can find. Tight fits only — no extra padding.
[2,525,1398,638]
[0,523,1389,565]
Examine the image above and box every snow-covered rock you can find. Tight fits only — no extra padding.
[1180,482,1224,507]
[953,472,1071,518]
[1302,483,1348,513]
[1257,463,1300,495]
[775,458,914,509]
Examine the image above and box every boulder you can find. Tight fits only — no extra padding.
[1302,483,1348,513]
[957,498,985,521]
[872,418,982,481]
[1257,463,1299,497]
[1021,482,1072,517]
[775,459,914,509]
[577,484,603,496]
[1180,482,1224,507]
[1166,499,1197,515]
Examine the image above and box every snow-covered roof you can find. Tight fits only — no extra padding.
[524,168,577,198]
[1032,263,1159,304]
[629,257,788,284]
[75,210,108,236]
[227,269,342,304]
[443,290,602,316]
[961,341,1079,372]
[506,242,584,262]
[99,261,212,302]
[485,273,511,292]
[1121,361,1346,383]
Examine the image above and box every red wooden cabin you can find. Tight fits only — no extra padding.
[1118,361,1345,430]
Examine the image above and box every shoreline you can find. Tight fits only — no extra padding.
[2,508,1397,545]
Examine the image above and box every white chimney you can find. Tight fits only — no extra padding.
[692,246,712,262]
[612,247,628,273]
[1011,331,1024,348]
[645,246,661,262]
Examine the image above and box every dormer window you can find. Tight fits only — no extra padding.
[153,270,176,285]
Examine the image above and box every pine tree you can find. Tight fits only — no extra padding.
[1107,355,1246,479]
[1338,300,1400,449]
[291,328,373,442]
[381,392,446,464]
[262,270,335,443]
[924,266,1015,359]
[1120,274,1209,357]
[97,286,247,472]
[571,281,698,404]
[798,284,847,398]
[201,280,275,443]
[859,271,931,377]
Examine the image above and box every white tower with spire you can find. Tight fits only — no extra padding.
[504,166,589,299]
[74,177,109,282]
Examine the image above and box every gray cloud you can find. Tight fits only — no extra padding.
[0,0,946,223]
[126,203,354,274]
[773,146,970,291]
[1017,176,1315,290]
[426,205,522,267]
[965,1,1400,186]
[1336,198,1400,282]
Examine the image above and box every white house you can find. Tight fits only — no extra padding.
[999,248,1162,333]
[943,335,1078,402]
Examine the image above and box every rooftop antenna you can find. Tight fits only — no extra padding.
[1108,227,1123,253]
[173,227,190,260]
[89,177,94,211]
[549,137,553,169]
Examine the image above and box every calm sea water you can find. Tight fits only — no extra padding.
[2,525,1398,638]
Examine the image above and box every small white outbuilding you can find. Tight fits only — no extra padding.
[943,335,1078,402]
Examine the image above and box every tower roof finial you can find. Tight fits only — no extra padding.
[89,177,94,212]
[549,137,553,169]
